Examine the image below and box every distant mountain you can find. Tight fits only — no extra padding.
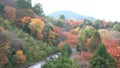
[48,10,95,20]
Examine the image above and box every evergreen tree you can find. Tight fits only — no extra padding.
[16,0,32,9]
[89,30,101,53]
[55,19,64,27]
[92,19,103,29]
[61,44,72,56]
[90,43,118,68]
[33,3,44,17]
[59,15,65,20]
[79,26,95,43]
[42,45,73,68]
[0,4,4,12]
[112,23,120,32]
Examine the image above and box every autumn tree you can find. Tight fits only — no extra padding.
[4,6,16,21]
[19,16,31,28]
[48,29,57,44]
[16,50,26,64]
[90,43,117,68]
[54,26,66,41]
[29,18,44,38]
[108,47,120,67]
[21,16,31,24]
[17,17,44,39]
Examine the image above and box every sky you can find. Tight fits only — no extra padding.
[32,0,120,22]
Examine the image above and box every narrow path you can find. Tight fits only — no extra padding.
[28,53,60,68]
[28,61,45,68]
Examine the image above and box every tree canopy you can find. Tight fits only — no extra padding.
[16,0,32,9]
[90,43,118,68]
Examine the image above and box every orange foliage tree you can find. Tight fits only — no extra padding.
[64,31,79,48]
[0,26,4,31]
[54,26,62,36]
[16,50,26,64]
[58,31,79,49]
[4,6,16,21]
[54,26,66,41]
[102,39,119,49]
[108,47,120,67]
[21,16,31,24]
[102,39,120,67]
[18,16,31,28]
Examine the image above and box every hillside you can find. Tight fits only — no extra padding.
[0,0,120,68]
[49,10,95,20]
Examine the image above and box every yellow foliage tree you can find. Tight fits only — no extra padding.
[29,18,44,36]
[48,30,57,43]
[16,50,23,56]
[16,50,26,64]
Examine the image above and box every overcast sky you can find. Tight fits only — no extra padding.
[32,0,120,22]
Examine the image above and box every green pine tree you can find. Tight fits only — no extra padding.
[33,3,44,17]
[112,23,120,32]
[89,30,101,53]
[16,0,32,9]
[41,45,73,68]
[90,43,118,68]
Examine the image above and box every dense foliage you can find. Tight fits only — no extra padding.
[89,30,101,53]
[112,23,120,32]
[0,0,120,68]
[0,17,57,68]
[42,45,73,68]
[90,43,117,68]
[16,0,32,9]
